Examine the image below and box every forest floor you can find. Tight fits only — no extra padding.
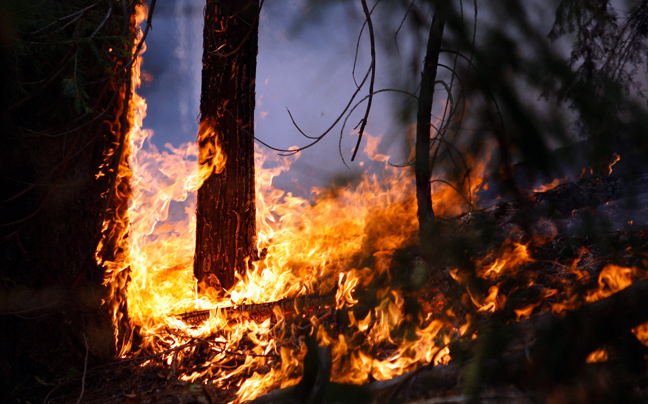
[37,188,648,404]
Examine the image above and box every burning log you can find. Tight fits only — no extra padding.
[174,293,336,324]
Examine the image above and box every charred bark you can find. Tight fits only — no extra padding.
[194,0,259,291]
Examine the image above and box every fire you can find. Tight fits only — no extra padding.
[586,348,608,363]
[608,152,621,175]
[198,117,227,183]
[533,176,568,193]
[585,264,636,303]
[95,4,465,399]
[476,240,534,280]
[95,3,646,402]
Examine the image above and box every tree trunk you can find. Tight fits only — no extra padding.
[194,0,259,291]
[416,2,447,242]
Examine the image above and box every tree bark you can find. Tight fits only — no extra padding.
[416,2,447,242]
[194,0,259,291]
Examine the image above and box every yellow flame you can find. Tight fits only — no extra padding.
[197,117,227,183]
[97,23,464,398]
[98,3,648,401]
[476,240,534,280]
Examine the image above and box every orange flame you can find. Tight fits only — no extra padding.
[197,117,227,183]
[476,240,534,280]
[96,12,465,396]
[533,176,568,193]
[585,348,608,363]
[608,153,621,175]
[95,4,646,401]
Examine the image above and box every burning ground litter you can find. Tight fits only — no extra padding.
[83,4,648,404]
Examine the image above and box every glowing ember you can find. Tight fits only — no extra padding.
[585,348,608,363]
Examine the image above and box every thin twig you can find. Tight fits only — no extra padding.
[394,0,417,57]
[351,0,377,162]
[280,65,371,152]
[339,89,418,164]
[89,3,113,39]
[430,178,472,207]
[76,333,88,404]
[42,381,61,404]
[28,0,101,36]
[351,0,380,88]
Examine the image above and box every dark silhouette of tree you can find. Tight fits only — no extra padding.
[194,0,260,292]
[0,0,147,401]
[415,1,447,242]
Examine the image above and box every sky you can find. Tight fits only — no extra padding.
[136,0,642,198]
[139,0,405,195]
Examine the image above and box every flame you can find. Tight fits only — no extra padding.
[198,117,227,183]
[585,348,608,363]
[94,4,646,401]
[476,240,534,280]
[95,4,151,356]
[585,264,636,303]
[533,176,568,193]
[95,6,465,396]
[514,301,541,321]
[608,153,621,175]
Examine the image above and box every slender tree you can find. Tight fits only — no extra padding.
[194,0,259,291]
[415,1,447,242]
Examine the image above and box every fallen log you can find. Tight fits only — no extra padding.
[457,172,648,241]
[490,172,648,218]
[174,293,336,324]
[527,173,648,215]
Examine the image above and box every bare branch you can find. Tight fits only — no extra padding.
[350,0,377,162]
[281,66,371,154]
[27,0,102,36]
[76,333,88,404]
[339,89,418,165]
[89,3,113,39]
[394,0,418,57]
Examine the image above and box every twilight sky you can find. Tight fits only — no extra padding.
[139,0,408,195]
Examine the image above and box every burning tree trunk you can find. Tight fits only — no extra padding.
[194,0,259,291]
